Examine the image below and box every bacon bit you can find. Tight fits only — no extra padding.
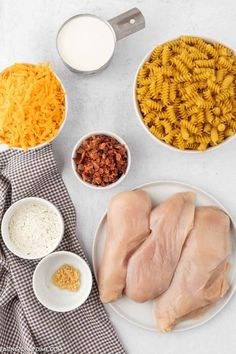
[73,135,128,187]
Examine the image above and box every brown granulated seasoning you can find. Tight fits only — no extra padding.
[73,135,128,187]
[51,264,80,292]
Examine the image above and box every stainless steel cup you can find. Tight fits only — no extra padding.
[56,8,145,74]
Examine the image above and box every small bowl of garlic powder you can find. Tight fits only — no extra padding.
[1,197,64,260]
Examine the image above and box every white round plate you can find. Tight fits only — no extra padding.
[33,251,92,312]
[92,180,236,332]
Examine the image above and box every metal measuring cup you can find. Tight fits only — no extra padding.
[56,8,145,74]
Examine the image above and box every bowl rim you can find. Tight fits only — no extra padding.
[133,35,236,154]
[1,197,64,260]
[71,130,131,190]
[32,250,93,312]
[1,69,68,151]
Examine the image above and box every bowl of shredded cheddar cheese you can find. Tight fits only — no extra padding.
[0,62,67,151]
[134,35,236,153]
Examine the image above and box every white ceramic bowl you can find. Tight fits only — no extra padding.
[1,197,64,260]
[3,71,67,151]
[133,36,236,154]
[33,251,93,312]
[71,130,131,190]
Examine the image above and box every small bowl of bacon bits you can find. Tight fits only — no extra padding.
[71,131,131,189]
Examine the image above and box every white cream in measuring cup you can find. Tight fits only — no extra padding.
[56,8,145,74]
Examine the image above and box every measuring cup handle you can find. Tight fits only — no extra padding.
[108,8,145,41]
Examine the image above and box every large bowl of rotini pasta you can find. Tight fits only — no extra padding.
[134,35,236,152]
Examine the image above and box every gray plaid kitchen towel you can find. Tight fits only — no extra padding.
[0,144,126,354]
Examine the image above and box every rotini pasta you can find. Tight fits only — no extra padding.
[136,36,236,151]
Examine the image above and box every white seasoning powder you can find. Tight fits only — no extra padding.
[8,202,61,257]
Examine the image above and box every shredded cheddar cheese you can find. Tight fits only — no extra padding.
[0,63,65,150]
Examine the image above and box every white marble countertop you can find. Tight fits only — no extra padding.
[1,0,236,353]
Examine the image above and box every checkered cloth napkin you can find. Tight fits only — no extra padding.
[0,145,126,354]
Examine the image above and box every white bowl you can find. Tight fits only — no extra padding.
[133,36,236,154]
[71,130,131,190]
[4,71,68,151]
[33,251,93,312]
[1,197,64,260]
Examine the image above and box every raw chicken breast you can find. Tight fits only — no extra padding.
[98,190,152,303]
[125,192,195,302]
[154,207,231,332]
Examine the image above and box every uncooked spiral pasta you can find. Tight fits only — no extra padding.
[136,36,236,151]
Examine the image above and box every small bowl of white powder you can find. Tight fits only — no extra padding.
[1,197,64,260]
